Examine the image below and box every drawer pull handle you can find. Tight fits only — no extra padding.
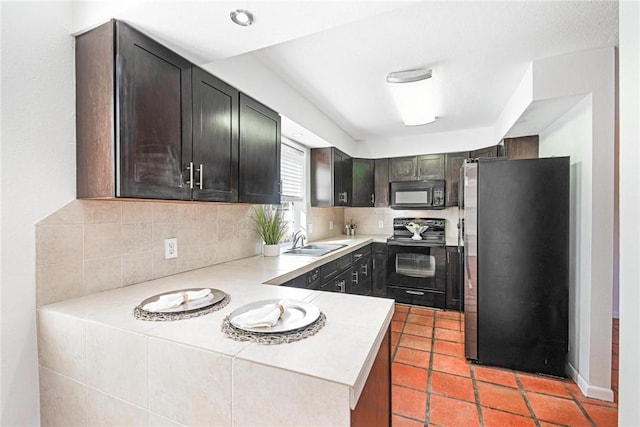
[405,290,425,296]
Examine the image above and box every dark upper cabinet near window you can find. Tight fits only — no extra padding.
[389,154,445,181]
[445,151,469,207]
[374,158,390,207]
[76,20,193,200]
[352,158,375,207]
[239,93,281,204]
[76,20,279,203]
[191,67,238,202]
[310,147,351,207]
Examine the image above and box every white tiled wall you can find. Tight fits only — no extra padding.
[35,200,262,306]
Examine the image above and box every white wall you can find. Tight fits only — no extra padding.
[539,95,597,390]
[618,0,640,424]
[0,2,76,424]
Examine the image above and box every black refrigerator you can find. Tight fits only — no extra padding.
[462,156,569,377]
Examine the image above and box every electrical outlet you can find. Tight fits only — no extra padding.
[308,223,313,234]
[329,220,334,230]
[378,220,384,229]
[164,238,178,259]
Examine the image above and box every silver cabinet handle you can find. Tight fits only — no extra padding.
[370,194,375,205]
[196,164,204,190]
[406,290,425,295]
[362,264,368,275]
[337,279,346,293]
[185,162,194,189]
[353,253,363,260]
[352,270,359,284]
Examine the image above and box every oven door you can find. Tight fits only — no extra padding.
[387,243,446,308]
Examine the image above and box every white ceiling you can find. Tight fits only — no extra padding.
[74,0,619,148]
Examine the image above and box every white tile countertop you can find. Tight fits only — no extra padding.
[38,235,394,426]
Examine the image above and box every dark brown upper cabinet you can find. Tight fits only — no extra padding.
[445,151,469,207]
[352,158,375,207]
[77,19,193,200]
[470,145,499,159]
[76,20,280,203]
[191,67,239,202]
[417,154,445,180]
[374,158,390,207]
[502,135,539,159]
[239,93,281,204]
[310,147,352,207]
[389,154,445,181]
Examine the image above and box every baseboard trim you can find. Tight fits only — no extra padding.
[567,362,615,402]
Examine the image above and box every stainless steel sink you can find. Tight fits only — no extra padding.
[283,243,347,256]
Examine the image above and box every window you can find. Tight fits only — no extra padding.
[280,138,307,244]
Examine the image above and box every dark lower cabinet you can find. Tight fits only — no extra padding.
[351,328,391,427]
[282,267,320,290]
[239,93,281,204]
[372,243,388,297]
[350,246,372,295]
[446,246,464,311]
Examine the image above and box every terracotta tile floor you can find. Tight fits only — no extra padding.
[391,305,619,427]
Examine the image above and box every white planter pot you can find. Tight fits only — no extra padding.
[263,244,281,257]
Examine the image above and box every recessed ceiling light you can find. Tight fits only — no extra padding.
[230,9,254,27]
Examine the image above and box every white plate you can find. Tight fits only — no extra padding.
[138,288,226,313]
[228,299,320,333]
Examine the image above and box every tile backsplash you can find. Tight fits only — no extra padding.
[36,200,261,306]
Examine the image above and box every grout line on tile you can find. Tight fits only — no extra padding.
[514,372,542,427]
[469,363,486,426]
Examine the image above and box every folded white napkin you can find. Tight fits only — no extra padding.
[232,300,288,328]
[143,288,212,312]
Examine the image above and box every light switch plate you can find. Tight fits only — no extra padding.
[329,220,334,230]
[378,220,384,228]
[164,238,178,259]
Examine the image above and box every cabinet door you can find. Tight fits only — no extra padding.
[503,135,539,159]
[117,21,192,200]
[374,158,390,207]
[389,156,417,181]
[470,145,498,159]
[239,93,281,204]
[352,158,374,207]
[445,246,464,311]
[333,149,352,206]
[371,243,388,297]
[310,147,332,207]
[417,154,445,180]
[445,151,469,207]
[192,67,238,202]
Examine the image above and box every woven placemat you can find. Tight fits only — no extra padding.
[221,312,326,345]
[133,293,230,321]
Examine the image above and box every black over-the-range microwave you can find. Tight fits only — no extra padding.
[389,180,446,210]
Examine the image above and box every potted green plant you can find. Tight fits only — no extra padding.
[251,205,287,256]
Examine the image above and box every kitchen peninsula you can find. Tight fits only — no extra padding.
[37,236,393,426]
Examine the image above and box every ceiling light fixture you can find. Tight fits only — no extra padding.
[386,69,436,126]
[230,9,255,26]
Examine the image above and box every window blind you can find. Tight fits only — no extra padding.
[280,141,305,201]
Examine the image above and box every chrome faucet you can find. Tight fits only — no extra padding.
[291,230,306,249]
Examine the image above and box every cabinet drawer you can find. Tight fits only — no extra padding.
[320,253,352,283]
[387,285,445,308]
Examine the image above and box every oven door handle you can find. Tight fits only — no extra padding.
[405,290,425,296]
[387,241,443,247]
